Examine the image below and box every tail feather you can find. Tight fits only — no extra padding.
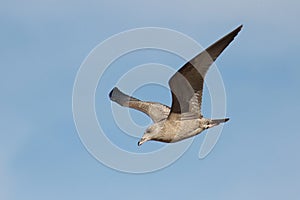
[210,118,229,125]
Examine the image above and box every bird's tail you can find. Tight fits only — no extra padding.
[210,118,230,125]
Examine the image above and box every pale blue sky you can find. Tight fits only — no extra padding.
[1,0,300,199]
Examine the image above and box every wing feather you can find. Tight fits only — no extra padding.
[109,87,170,123]
[168,25,242,119]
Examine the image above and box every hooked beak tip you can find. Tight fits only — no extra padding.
[138,139,146,146]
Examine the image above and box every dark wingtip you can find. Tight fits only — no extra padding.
[108,89,114,99]
[109,89,113,99]
[232,25,243,36]
[109,87,118,99]
[225,118,230,122]
[236,25,243,33]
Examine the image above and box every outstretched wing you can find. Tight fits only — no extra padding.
[109,87,170,123]
[168,25,242,120]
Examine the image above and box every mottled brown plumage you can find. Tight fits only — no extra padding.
[109,25,242,145]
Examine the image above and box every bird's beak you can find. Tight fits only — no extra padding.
[138,138,147,146]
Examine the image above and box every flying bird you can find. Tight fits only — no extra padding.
[109,25,242,146]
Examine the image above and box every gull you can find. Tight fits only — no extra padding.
[109,25,242,146]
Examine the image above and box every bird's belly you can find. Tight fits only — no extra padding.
[171,128,204,142]
[161,119,204,143]
[167,119,202,142]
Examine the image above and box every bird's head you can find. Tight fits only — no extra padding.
[138,123,162,146]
